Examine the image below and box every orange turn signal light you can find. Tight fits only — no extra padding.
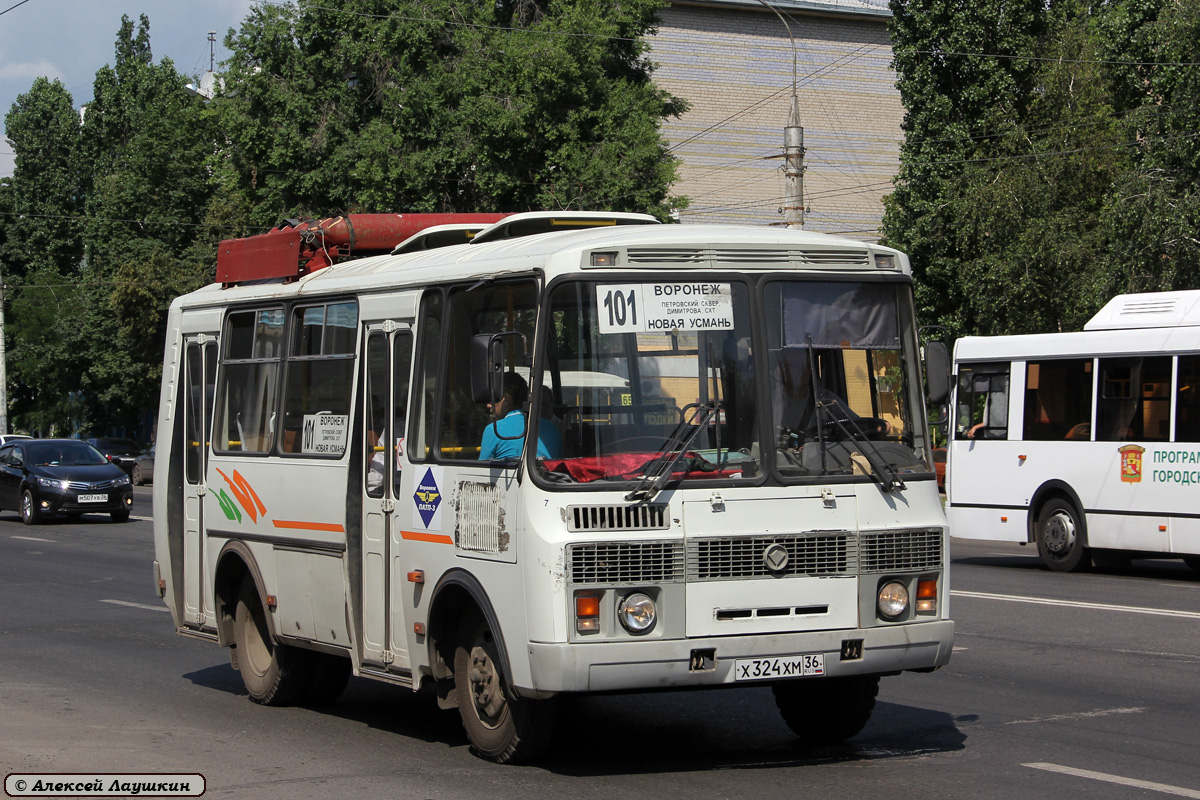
[575,595,601,633]
[407,570,425,584]
[916,577,937,613]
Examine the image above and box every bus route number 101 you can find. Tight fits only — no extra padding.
[602,288,637,329]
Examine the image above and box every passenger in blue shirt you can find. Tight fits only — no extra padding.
[479,373,563,461]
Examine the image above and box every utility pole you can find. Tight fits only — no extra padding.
[208,31,217,73]
[757,0,805,228]
[783,94,805,228]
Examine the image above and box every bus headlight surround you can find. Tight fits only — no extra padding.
[877,580,909,619]
[618,592,657,634]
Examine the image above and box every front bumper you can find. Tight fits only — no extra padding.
[38,488,133,516]
[524,619,954,695]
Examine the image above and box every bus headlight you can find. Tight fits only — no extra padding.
[618,592,656,634]
[877,581,909,619]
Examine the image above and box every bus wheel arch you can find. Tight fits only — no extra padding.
[213,541,273,648]
[1029,483,1090,572]
[426,570,513,710]
[427,570,556,763]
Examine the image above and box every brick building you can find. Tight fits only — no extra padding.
[650,0,900,240]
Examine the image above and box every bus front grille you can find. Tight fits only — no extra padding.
[686,532,855,581]
[567,504,669,532]
[566,541,684,584]
[859,528,944,573]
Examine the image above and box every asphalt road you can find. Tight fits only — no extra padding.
[3,487,1200,799]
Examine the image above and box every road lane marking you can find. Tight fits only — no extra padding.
[1005,707,1144,725]
[1024,763,1200,798]
[100,599,170,613]
[11,535,53,542]
[951,589,1200,619]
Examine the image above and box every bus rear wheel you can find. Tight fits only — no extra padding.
[773,675,879,746]
[233,580,312,705]
[453,612,555,764]
[1036,498,1090,572]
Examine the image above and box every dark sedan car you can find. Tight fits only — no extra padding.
[0,439,133,524]
[132,444,155,485]
[85,437,144,476]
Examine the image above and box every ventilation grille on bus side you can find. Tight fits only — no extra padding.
[567,504,669,532]
[859,529,943,573]
[686,532,854,581]
[567,541,685,584]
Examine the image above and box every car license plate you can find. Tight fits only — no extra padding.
[734,653,825,681]
[78,494,107,503]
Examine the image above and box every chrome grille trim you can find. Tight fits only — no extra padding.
[566,541,684,585]
[860,528,944,573]
[567,504,669,532]
[686,531,855,581]
[66,479,120,491]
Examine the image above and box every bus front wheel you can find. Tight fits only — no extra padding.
[453,613,555,763]
[234,580,312,705]
[773,675,879,746]
[1036,498,1090,572]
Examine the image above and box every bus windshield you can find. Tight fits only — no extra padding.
[764,280,927,480]
[535,277,930,486]
[537,279,758,485]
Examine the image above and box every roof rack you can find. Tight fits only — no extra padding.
[216,213,509,286]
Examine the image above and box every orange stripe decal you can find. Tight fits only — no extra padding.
[273,520,346,533]
[400,530,454,544]
[232,469,268,516]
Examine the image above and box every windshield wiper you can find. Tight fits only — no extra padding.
[814,394,906,493]
[624,401,721,504]
[803,335,903,492]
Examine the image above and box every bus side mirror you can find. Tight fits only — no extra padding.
[470,333,504,404]
[924,341,950,406]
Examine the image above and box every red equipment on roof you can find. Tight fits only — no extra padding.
[216,213,509,286]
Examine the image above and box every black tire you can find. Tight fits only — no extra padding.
[773,675,879,746]
[233,580,313,705]
[454,612,556,764]
[304,653,352,705]
[20,489,40,526]
[132,464,145,485]
[111,508,130,523]
[1035,497,1090,572]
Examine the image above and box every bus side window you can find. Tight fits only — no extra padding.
[1097,356,1170,442]
[1177,355,1200,442]
[956,363,1009,440]
[1024,359,1093,441]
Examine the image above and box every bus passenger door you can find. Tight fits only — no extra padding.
[361,324,413,672]
[182,336,218,630]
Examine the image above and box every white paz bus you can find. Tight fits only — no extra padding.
[948,290,1200,572]
[152,211,954,763]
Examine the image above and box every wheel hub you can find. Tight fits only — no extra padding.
[1044,512,1076,554]
[468,646,505,725]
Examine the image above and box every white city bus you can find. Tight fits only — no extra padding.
[152,211,954,762]
[948,290,1200,572]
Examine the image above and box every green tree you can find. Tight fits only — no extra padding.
[883,0,1049,332]
[217,0,687,225]
[2,77,86,434]
[1099,0,1200,297]
[75,15,217,435]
